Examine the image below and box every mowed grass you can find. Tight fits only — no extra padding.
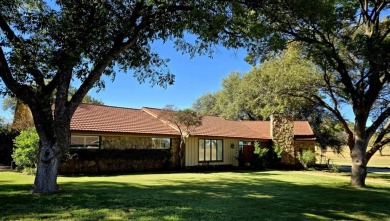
[320,146,390,168]
[0,171,389,221]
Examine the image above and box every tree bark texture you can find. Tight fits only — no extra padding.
[29,104,72,194]
[350,136,367,187]
[32,144,60,193]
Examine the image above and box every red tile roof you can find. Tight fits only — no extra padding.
[71,104,315,140]
[293,121,315,136]
[140,107,315,139]
[142,107,269,139]
[70,104,180,136]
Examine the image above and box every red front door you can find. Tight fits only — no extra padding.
[243,145,254,166]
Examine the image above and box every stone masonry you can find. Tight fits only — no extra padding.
[60,135,181,173]
[271,114,295,166]
[100,135,180,167]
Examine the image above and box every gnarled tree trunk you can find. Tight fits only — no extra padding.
[32,143,60,193]
[29,102,72,194]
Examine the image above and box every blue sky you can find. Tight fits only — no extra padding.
[90,39,253,110]
[0,39,253,122]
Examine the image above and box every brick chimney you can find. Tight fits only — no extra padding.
[270,114,295,166]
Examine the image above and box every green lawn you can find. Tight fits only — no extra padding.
[320,146,390,168]
[1,171,389,220]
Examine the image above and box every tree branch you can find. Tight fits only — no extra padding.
[68,37,138,114]
[366,105,390,136]
[0,14,21,44]
[0,13,45,86]
[367,136,390,162]
[290,91,354,148]
[0,47,34,102]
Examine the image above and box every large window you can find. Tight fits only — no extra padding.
[199,139,223,162]
[152,138,171,149]
[70,135,100,149]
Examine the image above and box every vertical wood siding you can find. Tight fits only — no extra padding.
[185,137,239,167]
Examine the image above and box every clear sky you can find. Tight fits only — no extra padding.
[90,39,253,110]
[0,39,253,122]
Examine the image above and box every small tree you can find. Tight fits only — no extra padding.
[272,143,283,159]
[253,141,269,169]
[297,150,316,169]
[160,105,202,169]
[12,127,39,173]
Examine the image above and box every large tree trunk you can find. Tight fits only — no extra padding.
[350,135,368,187]
[32,143,60,193]
[29,104,72,194]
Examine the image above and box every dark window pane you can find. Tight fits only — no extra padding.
[85,136,99,148]
[152,138,171,149]
[70,136,99,149]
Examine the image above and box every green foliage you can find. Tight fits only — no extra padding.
[2,96,17,112]
[191,93,218,116]
[21,167,37,175]
[233,1,390,178]
[314,112,346,153]
[297,150,317,169]
[68,86,103,104]
[12,127,39,171]
[272,143,283,158]
[160,105,202,169]
[241,45,321,119]
[192,45,320,120]
[253,141,269,169]
[161,105,202,136]
[192,46,346,152]
[253,141,268,157]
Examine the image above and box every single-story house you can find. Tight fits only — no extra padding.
[60,103,316,173]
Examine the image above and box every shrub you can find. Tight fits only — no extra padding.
[297,150,316,169]
[12,127,39,172]
[253,141,269,169]
[254,141,268,157]
[273,143,283,158]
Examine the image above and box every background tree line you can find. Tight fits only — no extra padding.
[192,45,347,152]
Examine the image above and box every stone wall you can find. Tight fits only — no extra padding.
[294,140,316,153]
[271,114,295,166]
[60,135,181,174]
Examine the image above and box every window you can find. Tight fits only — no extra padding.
[199,139,223,162]
[152,138,171,149]
[70,135,100,149]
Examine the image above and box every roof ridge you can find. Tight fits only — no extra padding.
[80,103,141,111]
[141,107,181,133]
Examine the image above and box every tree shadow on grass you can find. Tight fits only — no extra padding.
[0,173,389,220]
[367,174,390,186]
